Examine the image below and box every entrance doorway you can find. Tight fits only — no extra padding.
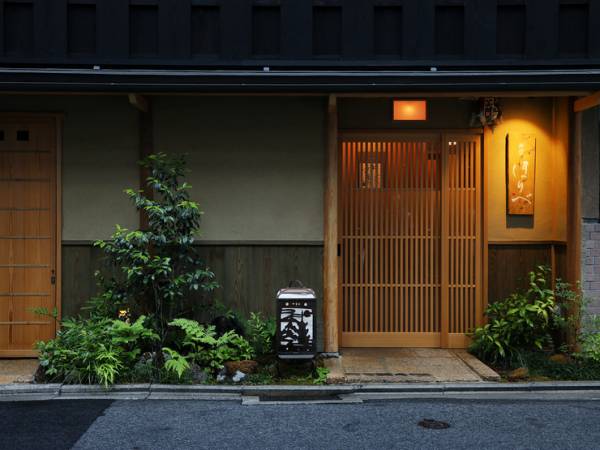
[339,132,482,348]
[0,116,59,357]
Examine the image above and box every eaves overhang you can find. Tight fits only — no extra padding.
[1,67,600,93]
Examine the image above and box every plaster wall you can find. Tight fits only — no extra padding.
[152,96,326,242]
[486,98,568,242]
[0,95,139,240]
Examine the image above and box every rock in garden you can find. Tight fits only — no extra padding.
[548,354,572,365]
[190,363,208,384]
[507,367,529,381]
[224,360,258,376]
[231,370,246,383]
[216,369,227,383]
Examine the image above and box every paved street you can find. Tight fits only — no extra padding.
[2,397,600,450]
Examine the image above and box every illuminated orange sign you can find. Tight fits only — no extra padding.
[393,100,427,121]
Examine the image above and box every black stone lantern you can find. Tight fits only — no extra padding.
[276,282,316,359]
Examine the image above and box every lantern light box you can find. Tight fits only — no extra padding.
[276,285,316,359]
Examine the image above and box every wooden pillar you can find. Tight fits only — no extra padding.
[567,100,582,346]
[440,137,449,348]
[323,95,339,354]
[135,95,153,229]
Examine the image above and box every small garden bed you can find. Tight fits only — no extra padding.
[469,267,600,382]
[492,351,600,382]
[34,153,324,387]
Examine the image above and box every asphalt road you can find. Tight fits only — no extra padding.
[2,398,600,450]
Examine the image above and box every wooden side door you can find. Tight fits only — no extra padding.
[0,116,59,357]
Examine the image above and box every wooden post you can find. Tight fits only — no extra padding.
[137,96,153,229]
[567,100,582,348]
[323,95,339,354]
[440,136,450,348]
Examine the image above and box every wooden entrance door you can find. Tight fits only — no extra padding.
[339,133,481,348]
[0,116,59,357]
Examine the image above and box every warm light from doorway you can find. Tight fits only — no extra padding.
[393,100,427,121]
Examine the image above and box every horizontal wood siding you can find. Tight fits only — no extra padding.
[488,243,567,304]
[62,243,324,348]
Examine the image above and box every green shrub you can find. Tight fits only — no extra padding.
[163,318,254,379]
[313,367,329,385]
[37,316,158,386]
[246,312,276,357]
[469,266,555,365]
[519,351,600,381]
[578,313,600,363]
[92,153,218,361]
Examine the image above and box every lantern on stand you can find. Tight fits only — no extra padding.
[276,281,317,359]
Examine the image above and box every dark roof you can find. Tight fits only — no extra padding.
[2,67,600,92]
[2,0,600,92]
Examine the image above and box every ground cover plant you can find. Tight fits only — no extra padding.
[36,315,158,386]
[469,265,600,381]
[36,153,320,386]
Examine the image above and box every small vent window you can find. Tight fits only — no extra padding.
[130,5,159,57]
[313,6,342,56]
[252,6,281,57]
[4,2,34,56]
[374,6,403,56]
[559,4,588,57]
[68,4,97,56]
[435,6,464,56]
[496,5,526,56]
[191,6,220,56]
[16,130,29,141]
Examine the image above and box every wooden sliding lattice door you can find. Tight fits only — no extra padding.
[339,133,482,348]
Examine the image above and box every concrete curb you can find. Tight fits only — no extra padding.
[2,380,600,401]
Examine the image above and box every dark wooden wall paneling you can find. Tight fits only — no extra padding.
[2,0,600,67]
[64,241,566,349]
[488,243,567,304]
[62,243,324,347]
[62,244,324,317]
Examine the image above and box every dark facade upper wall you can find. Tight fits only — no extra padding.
[2,0,600,69]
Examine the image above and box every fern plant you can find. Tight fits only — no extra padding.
[163,319,254,379]
[37,315,158,387]
[246,312,276,357]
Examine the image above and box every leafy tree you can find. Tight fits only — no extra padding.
[93,153,218,363]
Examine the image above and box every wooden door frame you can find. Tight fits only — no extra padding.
[333,129,485,349]
[0,113,62,356]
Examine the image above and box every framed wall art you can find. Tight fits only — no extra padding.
[506,133,536,215]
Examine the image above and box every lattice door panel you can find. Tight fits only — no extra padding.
[444,136,482,339]
[340,136,442,347]
[340,133,481,348]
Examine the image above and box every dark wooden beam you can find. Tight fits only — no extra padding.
[574,91,600,112]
